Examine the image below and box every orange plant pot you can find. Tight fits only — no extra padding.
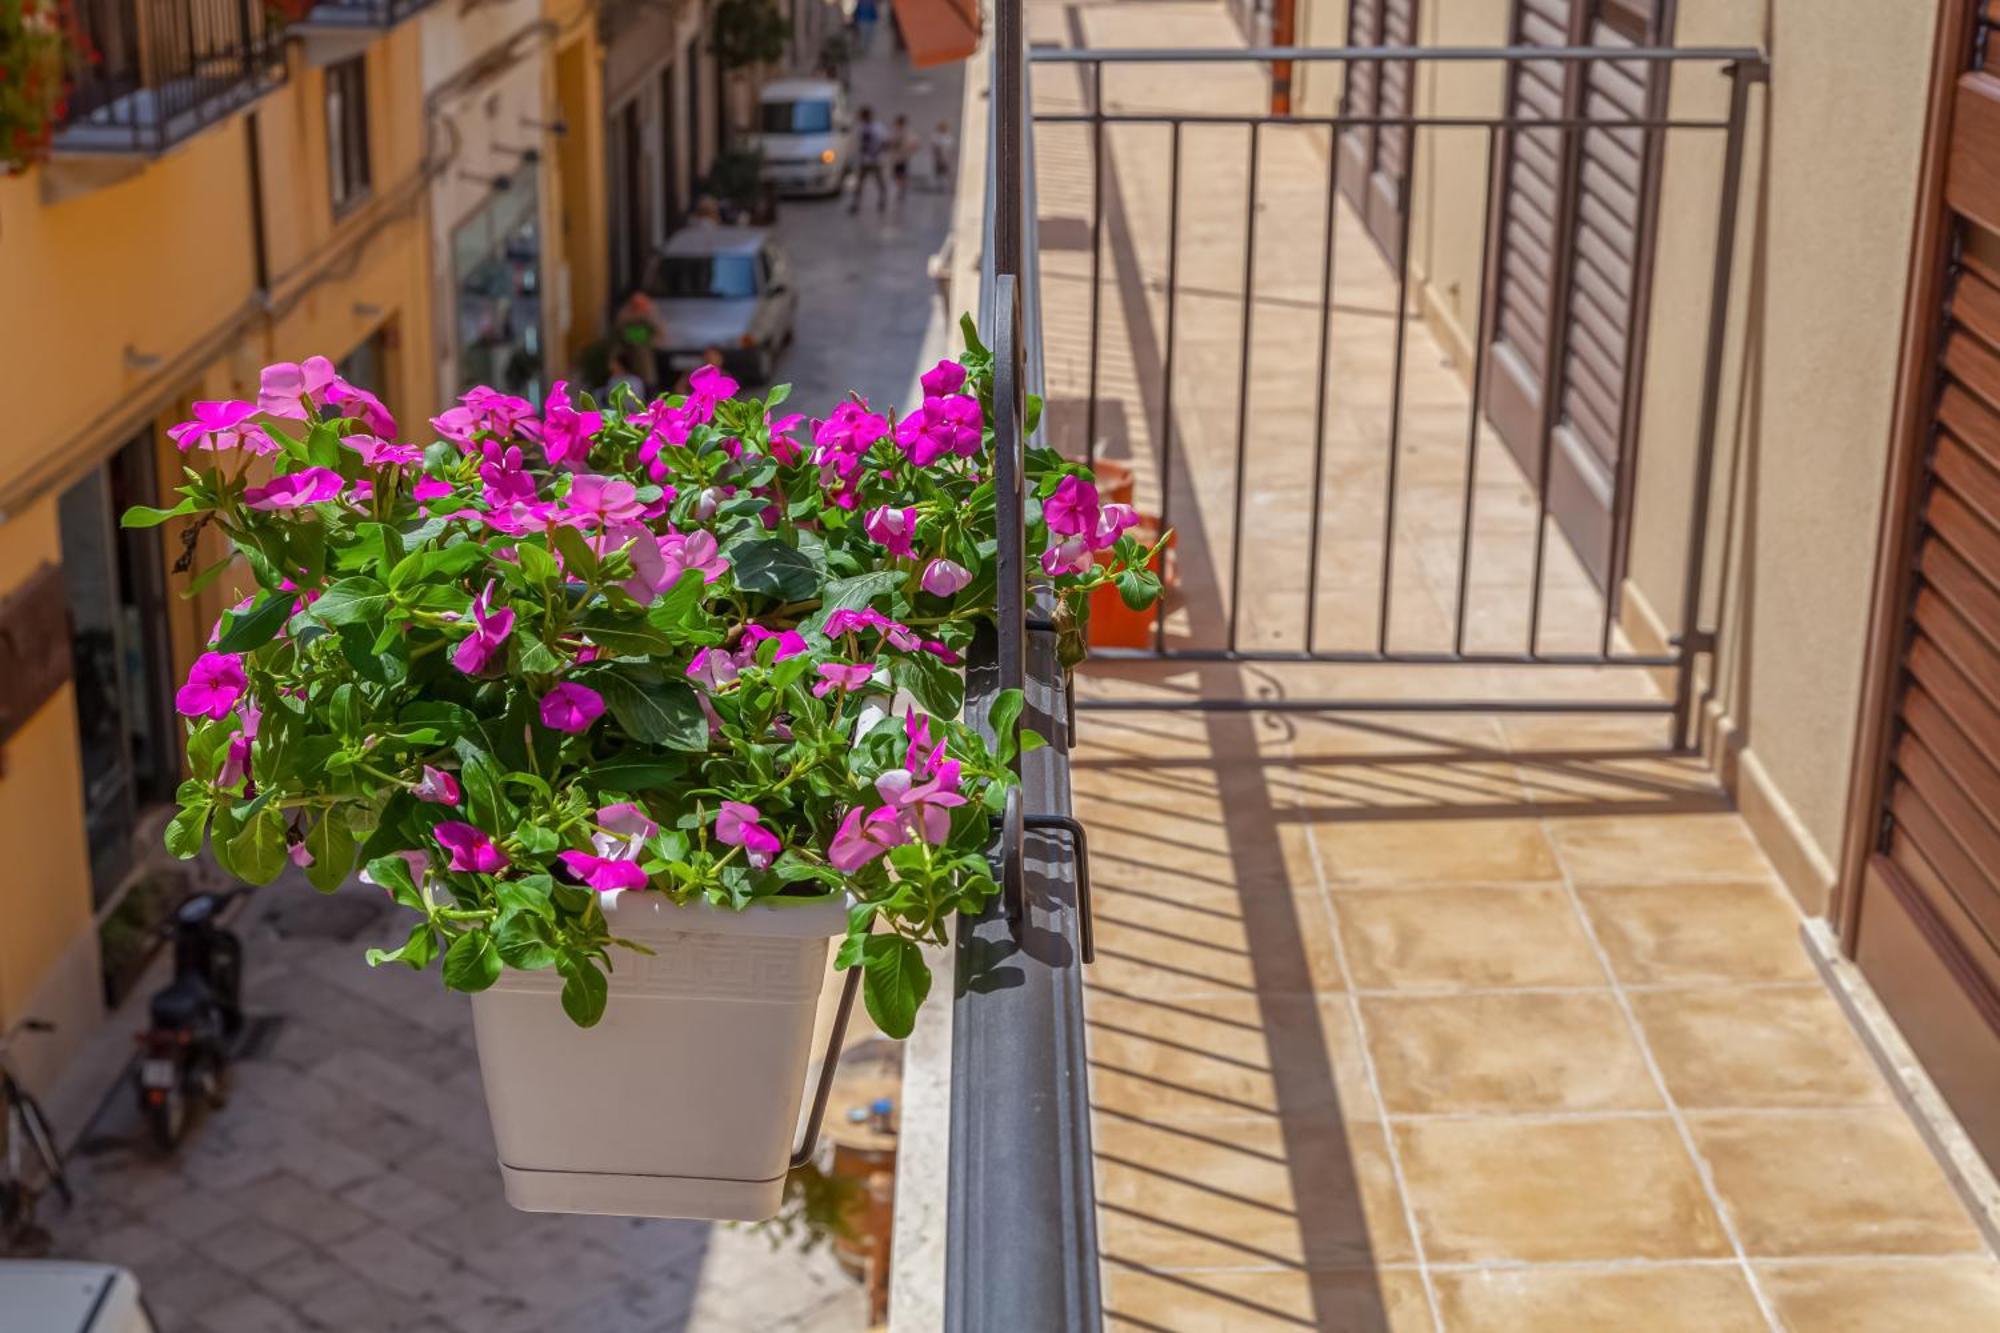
[1087,521,1177,650]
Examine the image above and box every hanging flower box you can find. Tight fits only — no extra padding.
[1,0,76,174]
[126,319,1165,1219]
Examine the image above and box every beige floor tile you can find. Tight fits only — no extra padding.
[1512,751,1726,810]
[1496,712,1679,753]
[1756,1257,2000,1331]
[1333,886,1605,990]
[1689,1109,1985,1256]
[1577,880,1816,986]
[1631,986,1890,1110]
[1094,1115,1415,1270]
[1087,992,1373,1122]
[1430,1265,1767,1333]
[1087,885,1344,998]
[1308,815,1561,885]
[1280,758,1530,815]
[1360,991,1661,1115]
[1103,1262,1434,1332]
[1395,1117,1734,1263]
[1546,812,1775,882]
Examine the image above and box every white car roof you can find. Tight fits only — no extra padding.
[760,78,843,101]
[0,1261,144,1331]
[660,227,771,259]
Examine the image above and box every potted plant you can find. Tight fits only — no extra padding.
[124,320,1164,1219]
[1,0,74,174]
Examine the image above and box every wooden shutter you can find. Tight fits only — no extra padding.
[1483,0,1671,589]
[1842,1,2000,1172]
[1337,0,1419,261]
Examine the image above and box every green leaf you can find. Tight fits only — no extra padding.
[442,930,503,993]
[227,807,289,886]
[728,538,821,601]
[121,497,197,528]
[645,571,726,644]
[214,593,294,655]
[897,650,964,719]
[389,540,488,591]
[309,576,391,627]
[575,611,677,657]
[304,813,356,893]
[364,853,427,912]
[367,920,439,971]
[1116,566,1162,611]
[582,756,689,795]
[453,737,514,831]
[164,802,210,859]
[860,935,930,1040]
[495,913,558,970]
[988,687,1026,764]
[591,672,709,752]
[551,524,600,582]
[558,955,610,1027]
[820,570,907,615]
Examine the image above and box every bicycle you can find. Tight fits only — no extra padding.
[0,1018,71,1255]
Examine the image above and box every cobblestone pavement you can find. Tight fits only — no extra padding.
[42,39,963,1333]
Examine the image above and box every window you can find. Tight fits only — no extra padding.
[326,56,372,216]
[759,99,834,135]
[645,253,760,300]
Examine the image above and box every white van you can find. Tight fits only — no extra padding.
[752,78,856,196]
[0,1262,157,1332]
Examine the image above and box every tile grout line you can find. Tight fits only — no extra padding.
[1291,784,1450,1333]
[1112,1250,2000,1277]
[1538,809,1788,1333]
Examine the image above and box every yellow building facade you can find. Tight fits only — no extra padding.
[0,0,610,1103]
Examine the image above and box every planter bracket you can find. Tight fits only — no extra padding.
[789,959,863,1169]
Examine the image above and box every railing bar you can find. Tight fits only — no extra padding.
[1154,120,1183,655]
[1076,697,1680,715]
[1453,125,1504,657]
[1376,125,1420,656]
[1030,44,1766,64]
[1303,117,1341,655]
[1031,112,1733,130]
[1085,60,1105,469]
[1085,646,1682,665]
[1224,121,1261,654]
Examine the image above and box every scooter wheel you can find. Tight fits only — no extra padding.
[147,1082,188,1153]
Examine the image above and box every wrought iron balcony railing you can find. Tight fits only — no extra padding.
[58,0,286,156]
[294,0,436,32]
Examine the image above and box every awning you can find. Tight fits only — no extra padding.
[891,0,980,69]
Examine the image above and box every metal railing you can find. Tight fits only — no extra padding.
[295,0,435,29]
[60,0,285,155]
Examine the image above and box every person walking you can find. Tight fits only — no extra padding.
[889,113,917,208]
[928,118,955,192]
[852,0,878,54]
[849,106,889,215]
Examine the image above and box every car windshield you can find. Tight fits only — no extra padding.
[649,254,760,300]
[760,99,834,134]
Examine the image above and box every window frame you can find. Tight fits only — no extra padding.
[326,54,374,219]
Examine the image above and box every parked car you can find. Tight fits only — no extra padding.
[635,228,798,384]
[0,1262,157,1332]
[750,78,855,197]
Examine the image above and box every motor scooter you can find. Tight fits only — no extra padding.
[135,889,247,1151]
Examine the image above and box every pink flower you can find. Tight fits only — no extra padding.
[558,851,649,894]
[168,401,274,455]
[715,800,781,869]
[687,364,739,420]
[539,683,605,733]
[325,379,396,438]
[737,624,809,665]
[478,443,539,506]
[218,704,261,787]
[258,358,336,419]
[607,523,668,603]
[591,802,659,859]
[289,842,315,868]
[1043,474,1100,537]
[176,652,248,719]
[1040,534,1094,577]
[411,766,462,805]
[413,477,455,503]
[813,662,876,697]
[534,381,604,469]
[920,359,968,397]
[1093,503,1140,551]
[433,386,536,449]
[343,434,424,468]
[895,394,982,467]
[686,647,739,690]
[920,558,972,597]
[434,822,509,874]
[905,712,941,775]
[824,608,921,652]
[659,530,729,585]
[766,412,807,465]
[558,474,644,528]
[828,804,909,873]
[875,760,968,844]
[243,467,345,511]
[451,581,515,675]
[863,505,917,557]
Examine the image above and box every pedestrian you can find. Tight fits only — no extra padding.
[607,346,647,403]
[889,113,916,207]
[852,0,877,54]
[928,118,955,191]
[849,106,889,215]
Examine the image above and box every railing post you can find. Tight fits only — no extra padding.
[1670,56,1764,751]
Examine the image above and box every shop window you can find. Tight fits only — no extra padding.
[327,56,373,217]
[454,162,545,401]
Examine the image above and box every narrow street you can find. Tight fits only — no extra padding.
[38,38,965,1333]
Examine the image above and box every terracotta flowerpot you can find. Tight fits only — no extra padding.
[1089,520,1178,650]
[469,892,848,1221]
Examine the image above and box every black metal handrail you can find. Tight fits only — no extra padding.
[296,0,435,29]
[60,0,285,154]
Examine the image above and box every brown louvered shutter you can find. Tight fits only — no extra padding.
[1484,0,1670,588]
[1337,0,1420,260]
[1844,2,2000,1172]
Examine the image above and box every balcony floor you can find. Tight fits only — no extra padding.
[1033,4,2000,1329]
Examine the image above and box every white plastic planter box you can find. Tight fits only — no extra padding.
[468,892,848,1221]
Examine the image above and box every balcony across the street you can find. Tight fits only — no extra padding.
[56,0,285,156]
